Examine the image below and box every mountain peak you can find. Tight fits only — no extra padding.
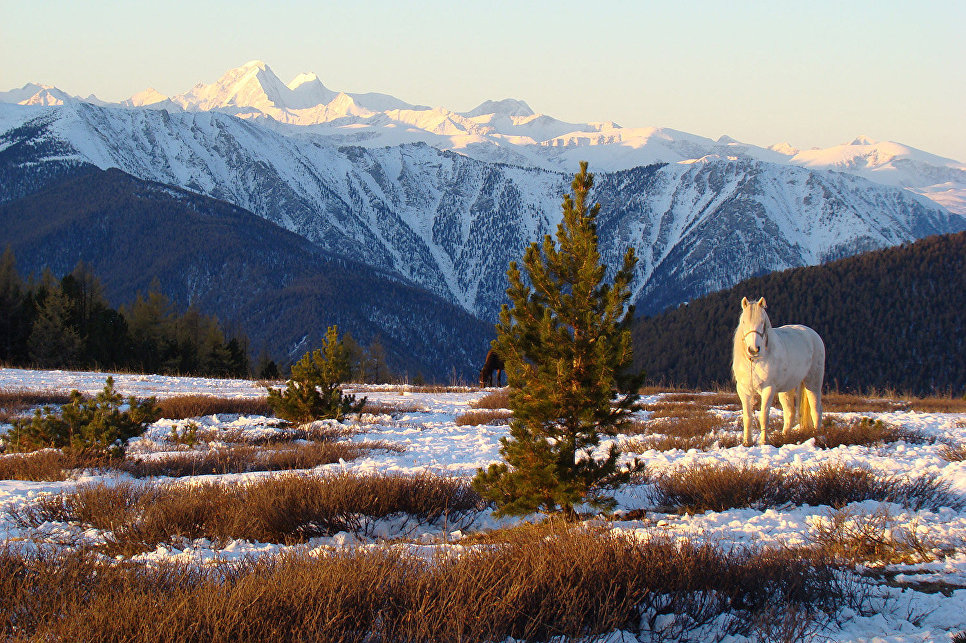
[464,98,534,118]
[240,60,270,71]
[849,135,876,146]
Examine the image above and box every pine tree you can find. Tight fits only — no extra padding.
[472,162,643,519]
[267,325,367,423]
[28,286,82,368]
[0,247,29,363]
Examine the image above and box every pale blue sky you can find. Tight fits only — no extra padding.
[3,0,964,160]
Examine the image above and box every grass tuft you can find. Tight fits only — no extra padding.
[650,462,963,514]
[809,506,939,565]
[157,395,272,420]
[0,530,853,642]
[470,389,510,409]
[9,472,484,554]
[454,409,512,426]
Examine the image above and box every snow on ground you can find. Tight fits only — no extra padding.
[1,367,966,641]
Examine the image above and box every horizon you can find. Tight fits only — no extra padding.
[2,0,964,161]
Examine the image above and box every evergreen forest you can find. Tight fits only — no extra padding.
[631,232,966,396]
[0,249,250,377]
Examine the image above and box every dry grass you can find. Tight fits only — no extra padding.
[454,409,513,426]
[117,440,403,478]
[0,450,113,481]
[361,401,426,415]
[940,442,966,462]
[770,417,929,449]
[0,388,73,423]
[823,391,966,414]
[650,461,963,514]
[157,395,272,420]
[9,472,484,555]
[809,506,939,566]
[470,388,510,409]
[394,385,475,393]
[623,404,740,452]
[0,529,852,642]
[653,391,739,408]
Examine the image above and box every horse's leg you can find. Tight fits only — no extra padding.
[758,387,775,445]
[778,390,795,439]
[804,386,822,435]
[738,387,754,446]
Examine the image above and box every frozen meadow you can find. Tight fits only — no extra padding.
[1,366,965,642]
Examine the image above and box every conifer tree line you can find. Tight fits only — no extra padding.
[630,232,966,396]
[0,248,249,377]
[0,247,405,382]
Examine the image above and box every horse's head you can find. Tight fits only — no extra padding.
[739,297,771,359]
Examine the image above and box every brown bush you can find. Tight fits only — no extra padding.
[470,388,510,409]
[454,409,512,426]
[157,395,272,420]
[9,472,484,554]
[809,506,938,565]
[823,391,966,414]
[940,442,966,462]
[0,530,850,642]
[0,389,74,423]
[0,450,113,481]
[117,441,382,478]
[651,462,783,513]
[361,401,425,415]
[650,461,963,514]
[657,392,739,408]
[769,417,928,449]
[622,405,737,452]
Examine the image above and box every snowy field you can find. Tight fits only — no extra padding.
[1,366,966,642]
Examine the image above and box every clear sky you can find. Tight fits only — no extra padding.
[3,0,964,160]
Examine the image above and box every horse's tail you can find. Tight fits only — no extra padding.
[798,381,814,433]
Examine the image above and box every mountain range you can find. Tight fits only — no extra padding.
[1,60,964,371]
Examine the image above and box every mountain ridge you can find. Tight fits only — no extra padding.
[0,165,493,379]
[1,100,961,323]
[3,60,962,214]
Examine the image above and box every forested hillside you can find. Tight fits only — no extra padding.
[631,232,966,395]
[0,167,493,380]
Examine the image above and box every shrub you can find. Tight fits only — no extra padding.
[157,395,272,420]
[0,450,110,481]
[267,326,366,424]
[0,532,852,642]
[650,462,964,514]
[118,440,402,478]
[775,417,928,449]
[9,472,484,553]
[809,506,938,565]
[5,377,159,457]
[470,389,510,410]
[454,409,512,426]
[940,442,966,462]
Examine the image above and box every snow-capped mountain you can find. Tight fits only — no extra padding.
[4,60,962,216]
[1,99,960,321]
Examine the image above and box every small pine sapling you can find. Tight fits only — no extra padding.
[473,162,644,519]
[267,325,367,424]
[7,377,160,457]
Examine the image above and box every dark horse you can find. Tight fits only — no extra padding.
[478,349,505,388]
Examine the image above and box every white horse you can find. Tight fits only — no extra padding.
[732,297,825,446]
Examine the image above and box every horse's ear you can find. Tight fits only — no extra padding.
[757,297,767,309]
[741,297,750,309]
